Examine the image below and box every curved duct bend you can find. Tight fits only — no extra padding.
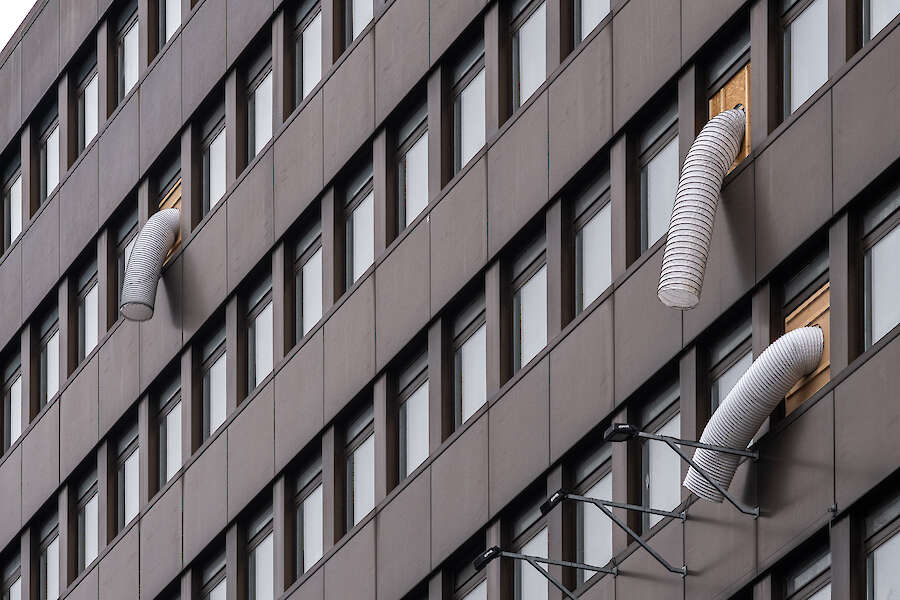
[658,106,746,310]
[683,326,824,503]
[119,208,181,322]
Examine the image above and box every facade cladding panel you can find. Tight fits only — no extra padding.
[1,0,900,599]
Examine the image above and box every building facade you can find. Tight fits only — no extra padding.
[0,0,899,598]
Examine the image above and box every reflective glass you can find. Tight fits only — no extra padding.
[401,132,429,228]
[302,484,324,572]
[711,351,752,412]
[251,533,274,600]
[8,376,21,445]
[643,135,679,249]
[8,577,19,600]
[351,191,375,282]
[869,0,900,38]
[870,225,900,344]
[302,247,323,335]
[46,331,59,400]
[577,202,611,310]
[208,580,226,600]
[580,472,612,580]
[45,536,59,600]
[253,72,274,155]
[84,74,99,145]
[351,0,374,40]
[8,175,21,243]
[518,527,549,600]
[254,302,274,386]
[462,581,487,600]
[165,0,181,41]
[787,0,828,113]
[208,128,227,209]
[84,494,99,565]
[207,353,227,435]
[459,69,486,168]
[401,381,429,477]
[580,0,610,40]
[459,323,487,423]
[516,264,548,368]
[124,449,139,524]
[871,531,900,599]
[46,126,60,194]
[302,13,323,98]
[515,3,546,105]
[84,284,99,357]
[165,401,182,482]
[648,414,681,527]
[351,433,375,525]
[123,23,139,95]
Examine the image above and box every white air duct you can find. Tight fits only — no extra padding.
[658,107,746,310]
[119,208,181,321]
[683,326,824,503]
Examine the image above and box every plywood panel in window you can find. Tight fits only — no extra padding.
[784,282,830,414]
[709,62,751,171]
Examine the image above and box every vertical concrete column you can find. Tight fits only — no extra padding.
[428,570,450,600]
[546,0,571,74]
[546,198,573,338]
[750,0,780,149]
[752,281,778,436]
[97,21,112,121]
[829,213,859,373]
[373,373,392,499]
[58,278,73,380]
[485,262,509,395]
[427,318,452,451]
[226,296,242,410]
[272,12,290,127]
[138,0,151,72]
[484,2,509,138]
[226,524,243,600]
[138,178,152,227]
[19,526,34,600]
[753,573,774,600]
[679,347,703,496]
[321,187,342,306]
[58,485,72,586]
[57,75,72,176]
[373,129,392,253]
[610,134,637,275]
[427,66,450,195]
[138,394,152,506]
[322,0,339,70]
[272,242,288,362]
[546,464,572,599]
[273,474,291,594]
[180,125,199,238]
[830,513,865,600]
[486,519,504,600]
[97,440,111,545]
[19,124,34,221]
[180,568,196,600]
[828,0,859,77]
[322,425,343,546]
[678,65,705,166]
[181,346,199,454]
[225,70,246,185]
[97,231,111,333]
[20,324,34,428]
[611,405,640,553]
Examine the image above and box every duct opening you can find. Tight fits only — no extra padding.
[119,208,181,322]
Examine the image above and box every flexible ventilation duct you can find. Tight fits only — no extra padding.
[683,326,824,503]
[120,208,181,321]
[658,107,746,310]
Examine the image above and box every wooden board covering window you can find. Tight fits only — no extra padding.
[784,282,830,415]
[158,179,182,260]
[709,62,751,172]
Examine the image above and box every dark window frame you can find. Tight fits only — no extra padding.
[574,453,613,587]
[574,177,612,314]
[293,222,323,346]
[397,360,429,480]
[396,115,429,233]
[156,380,182,492]
[39,119,60,204]
[246,281,273,394]
[453,566,487,600]
[638,120,679,253]
[781,545,831,600]
[76,266,99,364]
[38,316,60,409]
[293,1,323,108]
[294,465,324,578]
[200,333,227,442]
[343,0,372,49]
[199,555,226,600]
[862,200,900,350]
[452,305,487,428]
[201,118,226,216]
[247,513,274,600]
[1,356,21,453]
[512,250,548,372]
[780,0,824,119]
[1,561,20,600]
[115,427,139,533]
[510,510,550,600]
[247,63,274,163]
[38,522,59,600]
[344,412,375,531]
[452,50,486,174]
[640,394,680,532]
[344,175,375,290]
[115,214,139,312]
[75,476,99,573]
[1,166,21,251]
[76,66,99,155]
[116,10,139,102]
[707,320,752,414]
[510,0,546,110]
[156,0,180,54]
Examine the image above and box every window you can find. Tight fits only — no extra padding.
[453,39,486,173]
[398,354,429,480]
[511,0,546,109]
[396,104,429,232]
[345,404,375,530]
[782,248,830,413]
[575,0,610,43]
[1,163,22,251]
[293,217,323,342]
[865,492,900,598]
[639,105,679,253]
[76,68,99,154]
[707,26,750,169]
[512,234,548,371]
[38,311,60,408]
[247,507,274,600]
[1,354,21,454]
[294,1,322,105]
[75,261,99,363]
[201,326,227,441]
[782,0,827,116]
[708,317,752,414]
[116,424,139,532]
[345,0,373,46]
[39,120,60,204]
[574,171,612,312]
[574,444,612,585]
[1,555,19,600]
[453,296,487,427]
[510,495,549,600]
[75,469,99,573]
[157,156,182,258]
[156,375,181,490]
[200,554,226,600]
[157,0,181,50]
[295,456,323,577]
[641,381,681,530]
[864,0,900,41]
[37,518,59,600]
[783,547,831,600]
[345,166,375,288]
[114,206,138,311]
[202,117,226,216]
[453,547,487,600]
[117,8,139,101]
[246,273,274,391]
[862,185,900,349]
[248,67,274,161]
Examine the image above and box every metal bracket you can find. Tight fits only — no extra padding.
[472,546,616,600]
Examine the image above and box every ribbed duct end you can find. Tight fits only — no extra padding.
[683,327,824,502]
[120,208,181,322]
[658,107,746,310]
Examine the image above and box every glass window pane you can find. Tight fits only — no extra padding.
[252,533,274,600]
[165,401,182,482]
[518,527,548,600]
[254,302,274,386]
[123,23,139,94]
[581,473,612,579]
[84,283,99,356]
[209,579,226,600]
[580,0,610,40]
[578,202,611,309]
[208,353,227,434]
[46,126,60,194]
[869,0,900,38]
[302,484,324,572]
[124,449,139,524]
[871,531,900,599]
[462,581,487,600]
[9,577,19,600]
[644,135,679,248]
[302,13,323,98]
[459,323,487,423]
[9,376,21,444]
[401,381,429,477]
[84,74,99,145]
[46,331,59,400]
[46,536,59,600]
[302,247,323,336]
[351,0,374,40]
[808,584,831,600]
[517,264,548,367]
[351,191,375,282]
[208,128,227,209]
[711,350,752,413]
[254,72,274,155]
[165,0,181,41]
[459,68,486,168]
[351,433,375,525]
[870,225,900,344]
[787,0,828,113]
[9,175,21,242]
[516,3,546,105]
[84,493,99,565]
[401,132,429,228]
[648,414,681,527]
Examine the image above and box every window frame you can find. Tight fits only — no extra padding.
[201,118,226,216]
[76,266,99,364]
[116,11,139,102]
[452,49,486,174]
[1,356,21,454]
[452,303,487,428]
[344,175,375,290]
[574,176,612,313]
[780,0,826,119]
[343,0,373,49]
[38,521,59,600]
[453,567,487,600]
[510,510,550,600]
[640,395,680,532]
[247,64,274,163]
[344,410,375,531]
[115,427,139,533]
[512,249,548,372]
[39,119,60,204]
[199,555,227,600]
[156,0,181,52]
[200,331,227,442]
[294,464,324,578]
[115,213,139,312]
[510,0,547,110]
[397,358,429,480]
[638,120,679,253]
[782,546,831,600]
[294,1,323,107]
[156,379,182,492]
[574,452,613,587]
[75,475,99,573]
[1,166,22,252]
[246,511,274,600]
[76,67,99,155]
[1,560,20,600]
[396,114,429,233]
[293,221,323,346]
[38,315,60,409]
[862,201,900,350]
[707,321,752,414]
[246,280,274,393]
[573,0,610,44]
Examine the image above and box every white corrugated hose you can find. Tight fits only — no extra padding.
[658,106,746,310]
[683,326,824,503]
[120,208,181,321]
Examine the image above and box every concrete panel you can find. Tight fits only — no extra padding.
[286,567,323,600]
[548,26,612,195]
[0,47,22,149]
[99,94,139,224]
[21,0,59,113]
[376,470,431,600]
[549,299,613,462]
[429,0,489,61]
[274,91,323,240]
[22,196,60,316]
[0,245,23,347]
[60,0,98,67]
[227,381,275,520]
[99,526,139,600]
[681,0,746,62]
[274,330,324,472]
[99,319,140,436]
[429,157,487,313]
[374,0,428,122]
[22,401,60,521]
[60,145,99,271]
[487,92,549,255]
[139,257,183,389]
[67,567,98,600]
[323,278,375,422]
[183,432,227,563]
[140,38,183,172]
[226,147,274,290]
[0,447,22,547]
[61,354,99,481]
[324,522,375,600]
[182,207,227,339]
[182,0,226,117]
[140,479,183,600]
[615,521,683,599]
[225,0,273,63]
